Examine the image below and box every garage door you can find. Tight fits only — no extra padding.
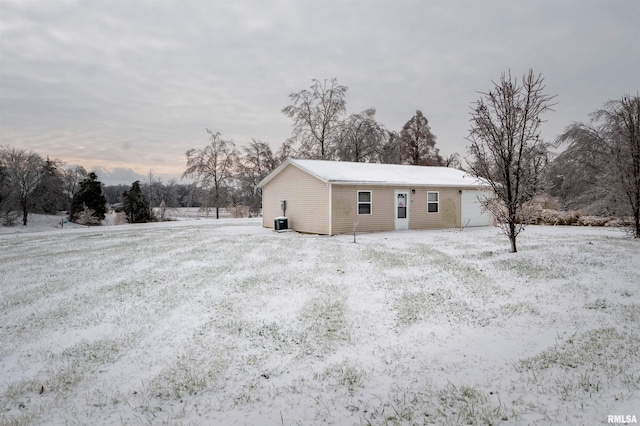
[461,190,493,227]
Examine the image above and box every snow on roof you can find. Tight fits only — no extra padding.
[259,159,489,188]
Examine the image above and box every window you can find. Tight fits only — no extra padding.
[397,193,407,218]
[427,191,439,213]
[357,191,372,215]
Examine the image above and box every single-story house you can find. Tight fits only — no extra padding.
[257,159,494,235]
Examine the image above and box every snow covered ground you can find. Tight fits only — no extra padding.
[1,216,639,425]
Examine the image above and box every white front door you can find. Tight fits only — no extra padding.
[395,191,409,230]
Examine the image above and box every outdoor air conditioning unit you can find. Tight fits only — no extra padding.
[274,216,288,231]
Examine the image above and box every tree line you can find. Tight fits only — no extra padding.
[1,74,638,245]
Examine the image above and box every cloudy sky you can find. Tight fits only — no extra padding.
[1,0,638,184]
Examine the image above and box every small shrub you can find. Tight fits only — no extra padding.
[75,205,101,226]
[113,212,128,225]
[536,209,581,225]
[578,215,616,227]
[1,210,18,226]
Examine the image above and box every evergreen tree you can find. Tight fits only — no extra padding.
[70,172,107,222]
[122,180,152,223]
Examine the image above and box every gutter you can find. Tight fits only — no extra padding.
[327,180,491,189]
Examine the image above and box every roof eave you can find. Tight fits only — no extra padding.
[328,180,491,188]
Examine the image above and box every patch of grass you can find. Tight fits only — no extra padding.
[148,359,221,400]
[314,360,367,395]
[316,241,347,270]
[145,322,229,400]
[498,301,540,317]
[561,280,590,297]
[370,385,432,425]
[619,289,634,297]
[294,289,352,357]
[394,287,493,328]
[1,377,41,405]
[584,298,608,310]
[0,334,134,422]
[44,336,134,395]
[361,382,510,426]
[494,256,572,280]
[362,246,410,268]
[515,328,640,399]
[476,250,497,259]
[394,289,448,327]
[616,303,640,323]
[436,382,509,425]
[410,243,501,300]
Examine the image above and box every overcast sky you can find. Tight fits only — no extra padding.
[1,0,638,184]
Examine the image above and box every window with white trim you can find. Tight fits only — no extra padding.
[357,191,372,215]
[427,191,439,213]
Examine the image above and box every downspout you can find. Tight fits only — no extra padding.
[328,183,333,236]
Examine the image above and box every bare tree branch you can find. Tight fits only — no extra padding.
[282,78,348,160]
[0,146,44,225]
[553,94,640,236]
[182,130,238,219]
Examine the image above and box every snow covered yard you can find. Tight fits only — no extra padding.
[1,219,639,425]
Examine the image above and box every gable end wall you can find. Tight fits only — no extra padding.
[262,165,329,234]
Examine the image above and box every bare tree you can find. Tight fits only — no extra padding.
[63,166,87,210]
[161,178,179,208]
[275,139,295,164]
[140,171,178,220]
[547,125,610,213]
[378,131,402,164]
[0,156,14,225]
[33,157,67,214]
[144,171,164,209]
[466,69,556,252]
[399,110,442,166]
[0,146,44,226]
[336,108,386,162]
[556,94,640,237]
[282,78,348,160]
[236,139,278,216]
[183,129,238,219]
[443,153,462,169]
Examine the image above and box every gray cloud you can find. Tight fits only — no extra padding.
[1,0,638,184]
